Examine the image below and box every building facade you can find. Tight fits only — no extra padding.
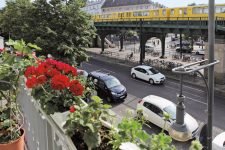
[81,0,105,15]
[101,0,165,14]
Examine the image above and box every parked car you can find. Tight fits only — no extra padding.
[131,65,165,84]
[88,71,127,102]
[195,49,205,55]
[195,41,205,46]
[137,95,199,140]
[213,132,225,150]
[145,43,154,53]
[77,69,88,78]
[176,46,192,53]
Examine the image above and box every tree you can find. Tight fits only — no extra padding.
[0,0,96,65]
[188,3,196,6]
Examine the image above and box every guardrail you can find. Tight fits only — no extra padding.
[17,81,77,150]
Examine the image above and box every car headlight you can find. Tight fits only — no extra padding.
[111,92,117,95]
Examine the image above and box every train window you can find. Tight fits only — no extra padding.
[203,7,208,14]
[171,9,174,15]
[143,11,149,16]
[154,10,159,16]
[184,8,187,15]
[216,6,225,13]
[192,7,202,14]
[162,9,166,16]
[179,9,183,15]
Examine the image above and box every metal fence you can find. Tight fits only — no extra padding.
[17,81,77,150]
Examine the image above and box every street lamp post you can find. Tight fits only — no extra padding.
[170,59,219,143]
[208,0,215,149]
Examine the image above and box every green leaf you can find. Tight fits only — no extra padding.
[27,43,42,51]
[83,131,101,149]
[3,119,15,127]
[85,123,94,132]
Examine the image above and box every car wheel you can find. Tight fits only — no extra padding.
[106,96,111,103]
[132,73,136,79]
[149,79,154,85]
[196,52,199,55]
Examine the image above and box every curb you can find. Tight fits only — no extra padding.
[86,51,225,98]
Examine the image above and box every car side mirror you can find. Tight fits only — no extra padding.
[146,72,149,75]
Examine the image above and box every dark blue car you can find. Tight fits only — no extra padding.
[88,71,127,103]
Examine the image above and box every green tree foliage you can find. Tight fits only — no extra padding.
[0,0,95,65]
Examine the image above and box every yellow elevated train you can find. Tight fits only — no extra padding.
[93,4,225,22]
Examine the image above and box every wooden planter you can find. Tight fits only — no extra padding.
[0,128,25,150]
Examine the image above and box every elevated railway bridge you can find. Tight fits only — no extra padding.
[93,17,225,84]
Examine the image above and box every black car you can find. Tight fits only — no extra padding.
[88,71,127,102]
[176,46,192,53]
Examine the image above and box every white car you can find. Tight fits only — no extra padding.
[131,65,165,84]
[213,132,225,150]
[137,95,199,140]
[195,49,205,55]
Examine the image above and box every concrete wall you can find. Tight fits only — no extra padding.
[0,36,4,48]
[205,35,225,84]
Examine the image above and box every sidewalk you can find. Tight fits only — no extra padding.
[85,47,225,97]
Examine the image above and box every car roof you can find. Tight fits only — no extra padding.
[89,71,115,81]
[134,65,152,70]
[142,95,175,109]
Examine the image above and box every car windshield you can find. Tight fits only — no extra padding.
[163,105,176,120]
[149,68,159,74]
[105,78,121,88]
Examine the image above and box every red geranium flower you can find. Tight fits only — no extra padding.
[51,74,70,90]
[36,65,46,76]
[70,67,77,76]
[24,66,36,78]
[37,75,47,84]
[69,80,84,96]
[69,106,76,113]
[26,76,38,88]
[47,68,60,77]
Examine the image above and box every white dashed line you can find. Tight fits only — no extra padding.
[166,80,205,93]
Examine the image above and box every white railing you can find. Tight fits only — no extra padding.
[17,82,77,150]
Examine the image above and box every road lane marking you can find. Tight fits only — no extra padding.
[165,85,206,100]
[186,96,207,105]
[166,80,205,93]
[130,78,206,100]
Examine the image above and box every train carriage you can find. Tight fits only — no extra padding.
[93,4,225,22]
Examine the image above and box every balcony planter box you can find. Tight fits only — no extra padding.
[0,128,25,150]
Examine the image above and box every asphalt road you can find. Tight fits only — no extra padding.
[82,57,225,148]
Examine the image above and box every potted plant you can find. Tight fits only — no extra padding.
[24,58,86,114]
[0,39,41,149]
[64,95,112,150]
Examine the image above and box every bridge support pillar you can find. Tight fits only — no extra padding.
[205,35,225,84]
[93,36,98,47]
[179,33,183,58]
[119,34,124,51]
[100,34,106,54]
[160,34,166,58]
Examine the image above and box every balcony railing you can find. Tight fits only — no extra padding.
[17,82,77,150]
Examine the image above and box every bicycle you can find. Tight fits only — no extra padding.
[125,54,135,61]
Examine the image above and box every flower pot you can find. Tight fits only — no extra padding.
[0,128,25,150]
